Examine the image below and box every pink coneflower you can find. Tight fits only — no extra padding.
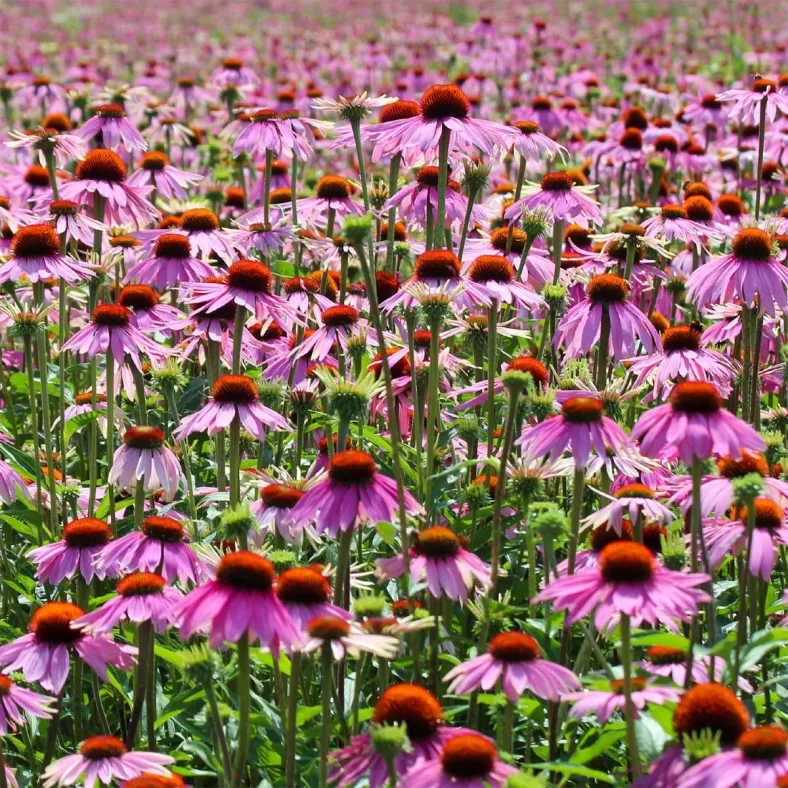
[26,517,112,586]
[687,226,788,315]
[515,95,564,136]
[329,683,478,788]
[638,645,753,692]
[582,483,673,534]
[0,223,94,284]
[555,520,634,576]
[97,516,204,585]
[0,458,28,505]
[626,324,737,399]
[680,726,788,788]
[632,381,765,464]
[59,150,159,228]
[336,99,421,165]
[702,499,788,580]
[518,396,630,470]
[455,355,548,411]
[291,305,368,362]
[171,551,299,651]
[505,171,603,228]
[47,200,106,248]
[399,734,518,788]
[289,449,421,537]
[182,259,295,325]
[173,374,289,443]
[464,255,546,314]
[125,234,215,291]
[128,151,201,200]
[75,572,182,633]
[5,126,86,169]
[359,84,517,158]
[108,426,182,502]
[717,76,788,123]
[0,674,55,734]
[510,120,567,161]
[300,616,399,660]
[555,273,661,360]
[251,480,315,545]
[116,286,183,333]
[0,602,136,693]
[231,109,307,159]
[444,631,580,701]
[535,541,710,631]
[384,166,486,230]
[641,203,723,247]
[279,276,334,315]
[42,736,173,788]
[563,677,681,724]
[275,568,352,632]
[210,57,259,89]
[294,175,364,227]
[225,219,293,259]
[375,526,491,603]
[76,104,147,152]
[670,451,788,517]
[61,304,169,370]
[636,683,752,787]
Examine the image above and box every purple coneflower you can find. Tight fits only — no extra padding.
[399,734,518,788]
[375,525,491,603]
[128,151,201,200]
[464,255,546,314]
[505,171,602,228]
[329,683,477,788]
[97,516,204,585]
[0,458,28,505]
[62,304,169,370]
[125,233,214,291]
[275,568,353,632]
[75,572,182,633]
[294,175,364,227]
[0,674,55,734]
[632,381,765,464]
[59,150,158,228]
[563,677,681,724]
[173,374,289,443]
[300,615,399,660]
[171,551,299,651]
[76,104,147,151]
[0,223,94,284]
[687,226,788,315]
[0,602,136,693]
[717,76,788,124]
[27,517,112,586]
[518,396,630,470]
[47,199,106,248]
[582,483,673,534]
[116,285,184,333]
[289,449,422,538]
[42,736,173,788]
[510,119,567,161]
[108,426,183,502]
[535,541,710,631]
[638,645,753,692]
[444,631,580,701]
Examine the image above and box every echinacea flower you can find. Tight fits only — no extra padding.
[505,171,603,229]
[518,396,630,470]
[275,568,353,632]
[300,615,399,660]
[563,677,681,724]
[632,381,765,464]
[96,516,204,585]
[62,304,170,370]
[464,255,546,314]
[76,104,147,151]
[0,458,28,505]
[582,483,673,534]
[638,646,753,692]
[128,151,202,200]
[173,374,289,443]
[125,233,215,291]
[641,203,723,247]
[535,540,710,631]
[27,517,112,586]
[687,226,788,315]
[509,120,567,161]
[289,449,422,537]
[555,273,661,361]
[108,426,182,502]
[375,526,491,603]
[171,551,300,651]
[75,572,182,633]
[398,734,518,788]
[0,223,94,285]
[329,683,478,788]
[0,602,136,693]
[716,76,788,124]
[47,199,107,248]
[444,631,580,701]
[0,674,55,734]
[59,149,159,228]
[294,175,365,227]
[42,736,173,788]
[680,725,788,788]
[116,285,184,333]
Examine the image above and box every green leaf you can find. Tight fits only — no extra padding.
[570,723,626,765]
[154,645,185,669]
[636,714,670,762]
[64,409,103,444]
[0,441,41,479]
[630,632,690,650]
[375,520,398,547]
[532,762,616,784]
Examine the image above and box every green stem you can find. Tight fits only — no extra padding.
[385,154,401,269]
[621,615,641,779]
[551,218,564,285]
[319,643,333,788]
[231,634,251,786]
[125,621,153,747]
[754,95,767,220]
[232,306,246,375]
[106,348,115,534]
[567,469,585,575]
[433,127,451,250]
[424,314,442,516]
[486,301,498,456]
[333,527,354,608]
[285,651,302,787]
[595,306,610,392]
[229,418,242,513]
[23,337,44,527]
[457,185,479,261]
[34,303,58,537]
